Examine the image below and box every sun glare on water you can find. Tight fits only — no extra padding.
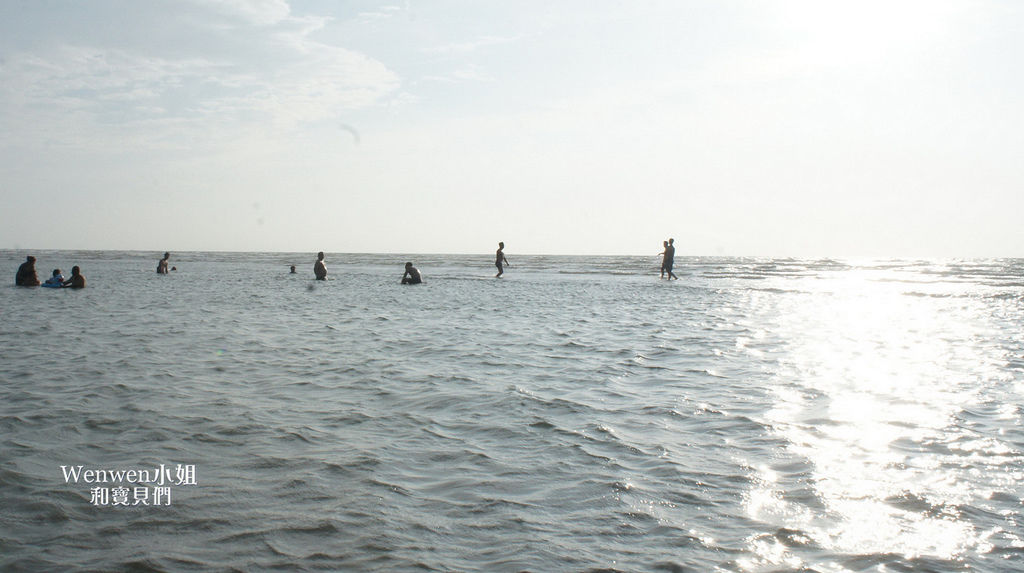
[741,264,1015,569]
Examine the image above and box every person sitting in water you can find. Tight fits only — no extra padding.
[44,269,65,287]
[401,262,422,284]
[63,266,86,289]
[157,252,170,274]
[314,252,327,280]
[15,256,40,286]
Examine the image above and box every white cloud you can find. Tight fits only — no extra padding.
[356,5,403,24]
[422,64,493,84]
[194,0,291,26]
[424,35,521,55]
[0,5,402,151]
[251,48,400,126]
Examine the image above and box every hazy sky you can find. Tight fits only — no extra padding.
[1,0,1021,256]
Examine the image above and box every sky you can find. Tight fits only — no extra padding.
[1,0,1022,257]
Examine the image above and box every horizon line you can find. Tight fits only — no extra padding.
[2,248,1022,262]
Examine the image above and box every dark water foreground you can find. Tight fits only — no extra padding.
[2,251,1023,571]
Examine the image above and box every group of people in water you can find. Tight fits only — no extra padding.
[14,256,86,288]
[298,250,426,284]
[298,242,511,284]
[292,242,512,284]
[14,251,176,288]
[15,239,678,288]
[296,239,676,282]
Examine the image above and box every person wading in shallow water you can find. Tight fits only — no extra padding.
[495,242,509,278]
[157,252,170,274]
[658,240,669,279]
[314,252,327,280]
[664,238,678,280]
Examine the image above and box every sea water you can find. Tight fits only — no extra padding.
[1,251,1022,572]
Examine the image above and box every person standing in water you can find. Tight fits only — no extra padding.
[401,262,422,284]
[157,252,170,274]
[495,242,509,278]
[63,266,86,289]
[314,252,327,280]
[657,241,669,279]
[664,238,678,280]
[15,256,40,286]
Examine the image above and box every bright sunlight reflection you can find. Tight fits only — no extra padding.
[743,264,1012,569]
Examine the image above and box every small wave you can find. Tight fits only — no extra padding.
[111,558,169,573]
[278,521,342,536]
[215,529,268,544]
[366,478,413,497]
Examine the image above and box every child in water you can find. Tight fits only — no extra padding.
[43,269,65,287]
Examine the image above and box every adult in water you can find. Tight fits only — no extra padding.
[63,266,86,289]
[314,252,327,280]
[15,256,40,286]
[401,262,422,284]
[664,238,678,280]
[157,252,170,274]
[495,242,509,278]
[289,265,297,274]
[658,241,669,279]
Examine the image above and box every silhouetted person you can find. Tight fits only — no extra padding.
[658,241,669,279]
[314,252,327,280]
[157,252,170,274]
[62,266,86,289]
[495,242,509,277]
[44,269,65,287]
[401,262,422,284]
[289,265,297,274]
[15,256,40,286]
[664,238,678,280]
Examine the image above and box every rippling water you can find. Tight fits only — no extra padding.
[2,251,1023,572]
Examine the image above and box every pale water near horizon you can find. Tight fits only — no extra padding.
[1,251,1023,572]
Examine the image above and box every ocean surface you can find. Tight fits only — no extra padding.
[1,250,1023,572]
